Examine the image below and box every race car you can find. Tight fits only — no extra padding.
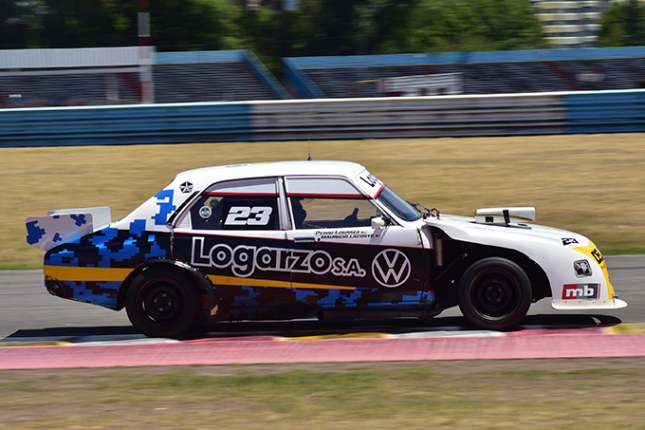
[26,160,626,337]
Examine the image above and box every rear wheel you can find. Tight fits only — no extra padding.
[458,257,531,330]
[125,267,199,338]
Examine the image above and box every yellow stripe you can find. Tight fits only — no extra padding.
[207,274,290,288]
[280,333,388,341]
[572,242,615,298]
[292,281,356,291]
[0,341,72,348]
[44,265,356,291]
[602,323,645,335]
[44,265,132,282]
[207,274,356,291]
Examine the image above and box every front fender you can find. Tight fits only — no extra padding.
[426,217,625,308]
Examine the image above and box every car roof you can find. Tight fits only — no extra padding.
[116,160,376,231]
[173,160,367,184]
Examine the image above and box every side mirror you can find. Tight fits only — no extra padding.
[371,216,389,229]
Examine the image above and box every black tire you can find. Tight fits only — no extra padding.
[125,267,199,338]
[458,257,532,330]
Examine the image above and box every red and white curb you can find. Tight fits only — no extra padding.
[1,324,645,369]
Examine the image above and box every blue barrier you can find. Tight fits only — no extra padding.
[565,90,645,133]
[0,102,254,147]
[284,46,645,69]
[155,50,244,64]
[1,90,644,147]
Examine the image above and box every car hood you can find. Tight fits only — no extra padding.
[422,213,590,251]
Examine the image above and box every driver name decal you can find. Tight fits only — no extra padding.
[314,229,381,240]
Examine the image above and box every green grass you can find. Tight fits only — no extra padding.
[3,134,645,269]
[1,360,645,429]
[603,247,645,256]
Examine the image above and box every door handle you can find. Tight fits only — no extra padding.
[293,236,316,243]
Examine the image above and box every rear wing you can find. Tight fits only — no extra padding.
[26,206,111,251]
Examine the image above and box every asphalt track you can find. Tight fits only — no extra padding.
[1,256,644,369]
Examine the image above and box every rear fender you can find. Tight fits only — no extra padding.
[117,260,217,321]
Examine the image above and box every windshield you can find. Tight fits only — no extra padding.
[376,186,422,222]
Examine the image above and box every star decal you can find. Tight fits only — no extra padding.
[180,181,194,194]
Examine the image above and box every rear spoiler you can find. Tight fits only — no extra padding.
[26,206,111,251]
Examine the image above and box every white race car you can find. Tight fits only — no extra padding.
[26,161,626,337]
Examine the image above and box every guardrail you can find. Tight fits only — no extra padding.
[565,91,645,133]
[1,90,644,147]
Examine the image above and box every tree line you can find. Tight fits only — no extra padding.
[1,0,644,74]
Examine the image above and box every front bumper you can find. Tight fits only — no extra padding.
[551,298,628,310]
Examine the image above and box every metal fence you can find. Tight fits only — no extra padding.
[1,90,644,147]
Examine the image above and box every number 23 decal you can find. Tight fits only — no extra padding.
[225,206,273,226]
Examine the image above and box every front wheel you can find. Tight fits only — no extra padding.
[458,257,532,330]
[125,267,199,338]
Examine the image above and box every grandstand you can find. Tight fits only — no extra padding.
[4,46,645,108]
[0,47,145,108]
[283,47,645,98]
[0,72,140,107]
[0,48,290,108]
[153,50,289,103]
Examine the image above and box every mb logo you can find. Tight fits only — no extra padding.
[372,249,411,288]
[562,283,600,300]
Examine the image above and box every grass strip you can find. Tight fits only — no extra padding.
[3,134,645,269]
[1,359,644,429]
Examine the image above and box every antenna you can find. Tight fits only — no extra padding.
[307,139,312,161]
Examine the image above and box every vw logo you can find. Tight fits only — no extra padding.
[372,249,411,288]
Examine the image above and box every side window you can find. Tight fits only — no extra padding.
[190,195,225,230]
[188,178,279,231]
[291,197,380,229]
[286,177,381,230]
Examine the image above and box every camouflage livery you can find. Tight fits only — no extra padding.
[44,224,171,309]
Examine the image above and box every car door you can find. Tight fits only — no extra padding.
[283,176,428,309]
[171,177,297,320]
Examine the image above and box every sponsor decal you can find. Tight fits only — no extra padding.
[359,173,381,188]
[372,249,411,288]
[573,259,593,277]
[199,206,212,219]
[562,237,579,246]
[180,181,194,194]
[591,248,604,264]
[562,283,601,300]
[191,237,366,278]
